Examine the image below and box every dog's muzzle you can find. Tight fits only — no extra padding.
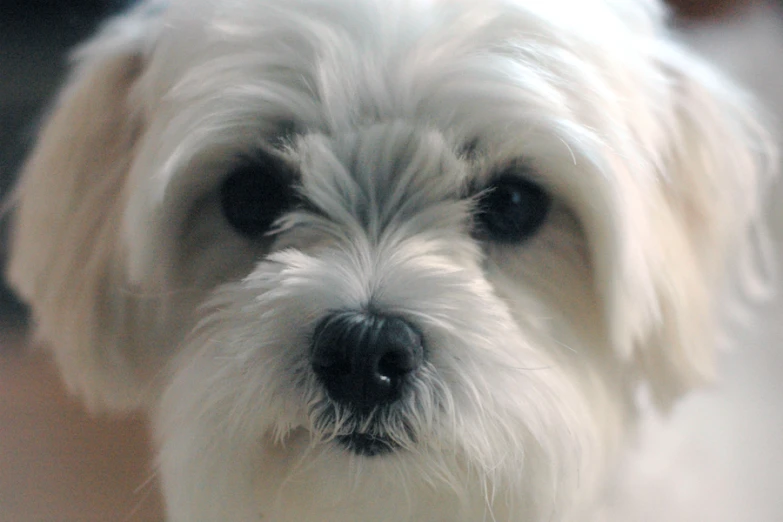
[311,311,424,412]
[310,311,424,456]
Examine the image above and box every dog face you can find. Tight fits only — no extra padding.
[7,0,773,520]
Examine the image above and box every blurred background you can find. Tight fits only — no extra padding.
[0,1,780,521]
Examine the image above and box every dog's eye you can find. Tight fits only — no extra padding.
[220,153,296,239]
[475,171,551,243]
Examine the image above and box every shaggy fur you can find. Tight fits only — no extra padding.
[6,0,776,520]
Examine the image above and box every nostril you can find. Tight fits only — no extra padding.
[377,351,408,379]
[375,319,423,380]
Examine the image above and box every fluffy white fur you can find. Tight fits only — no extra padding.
[6,0,777,520]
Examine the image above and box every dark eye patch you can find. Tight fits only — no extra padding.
[219,151,297,239]
[474,164,551,244]
[457,137,481,160]
[267,119,299,149]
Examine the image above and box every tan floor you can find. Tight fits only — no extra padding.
[0,333,164,522]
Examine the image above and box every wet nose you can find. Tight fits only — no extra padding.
[310,311,424,411]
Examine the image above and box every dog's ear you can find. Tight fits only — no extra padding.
[613,47,776,408]
[6,6,164,411]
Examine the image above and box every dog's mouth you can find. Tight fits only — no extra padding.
[336,432,397,456]
[307,400,417,457]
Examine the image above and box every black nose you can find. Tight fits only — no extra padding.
[311,311,424,411]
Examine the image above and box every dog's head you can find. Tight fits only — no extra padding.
[7,0,774,519]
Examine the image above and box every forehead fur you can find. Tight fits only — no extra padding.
[124,0,675,276]
[138,0,669,138]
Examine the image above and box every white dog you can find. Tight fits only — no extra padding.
[6,0,777,520]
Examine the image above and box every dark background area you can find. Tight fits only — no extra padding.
[0,1,132,325]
